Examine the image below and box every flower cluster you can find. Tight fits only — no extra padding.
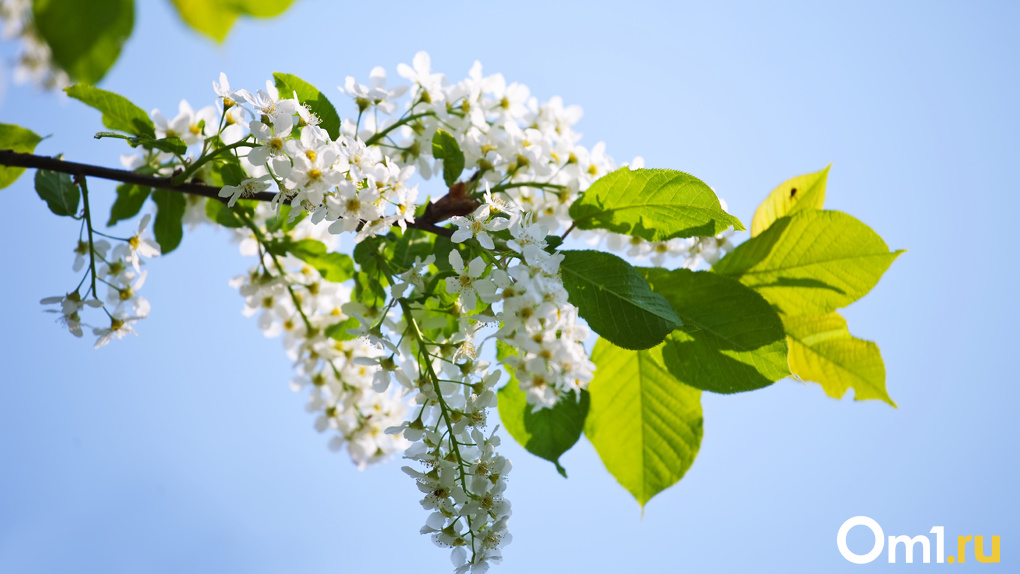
[35,50,738,574]
[346,52,615,236]
[598,227,736,269]
[393,319,513,574]
[228,204,410,467]
[42,214,159,348]
[198,54,730,572]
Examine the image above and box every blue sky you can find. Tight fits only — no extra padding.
[1,1,1017,572]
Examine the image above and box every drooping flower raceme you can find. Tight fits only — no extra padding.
[37,51,737,574]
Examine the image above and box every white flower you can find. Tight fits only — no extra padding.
[219,176,272,208]
[444,251,494,309]
[213,72,240,108]
[92,312,144,349]
[237,88,300,123]
[449,205,510,250]
[397,51,446,105]
[392,255,435,299]
[343,66,408,114]
[41,292,103,338]
[72,238,109,272]
[247,117,294,165]
[129,214,161,259]
[151,100,218,146]
[507,213,548,257]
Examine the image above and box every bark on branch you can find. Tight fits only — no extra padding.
[0,149,453,238]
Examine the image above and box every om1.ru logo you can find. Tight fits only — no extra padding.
[837,516,1000,564]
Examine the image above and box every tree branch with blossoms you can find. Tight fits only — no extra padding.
[0,51,902,574]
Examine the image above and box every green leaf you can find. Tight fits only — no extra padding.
[431,129,465,187]
[783,313,895,407]
[286,239,354,282]
[32,0,133,85]
[496,342,589,477]
[325,317,360,341]
[273,72,342,140]
[65,84,155,138]
[0,123,43,189]
[170,0,296,42]
[751,165,830,236]
[205,156,247,187]
[352,236,389,306]
[235,0,297,17]
[204,198,244,228]
[266,204,304,232]
[568,168,745,241]
[430,235,467,273]
[389,228,434,273]
[34,169,79,217]
[713,210,904,316]
[107,183,150,226]
[152,190,186,254]
[641,268,791,394]
[584,339,703,507]
[97,132,189,155]
[559,250,681,350]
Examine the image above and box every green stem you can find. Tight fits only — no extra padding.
[237,210,314,330]
[171,140,255,186]
[490,181,567,193]
[399,299,478,559]
[365,112,434,146]
[76,175,99,300]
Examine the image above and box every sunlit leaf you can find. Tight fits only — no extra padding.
[273,72,342,140]
[170,0,297,43]
[784,313,895,407]
[713,210,904,316]
[65,84,155,138]
[751,165,829,236]
[569,168,744,241]
[584,339,703,507]
[0,123,43,189]
[431,129,465,187]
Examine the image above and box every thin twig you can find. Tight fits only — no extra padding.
[0,149,454,238]
[74,174,99,300]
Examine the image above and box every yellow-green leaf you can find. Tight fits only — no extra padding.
[65,84,155,138]
[750,165,830,236]
[170,0,296,43]
[584,339,703,507]
[783,313,895,407]
[713,210,904,316]
[0,123,43,189]
[569,168,744,241]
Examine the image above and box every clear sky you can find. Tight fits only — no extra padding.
[1,1,1017,572]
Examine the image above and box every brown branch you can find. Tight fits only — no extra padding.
[0,149,453,238]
